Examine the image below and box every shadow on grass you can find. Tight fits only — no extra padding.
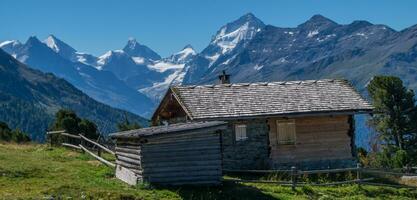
[155,181,277,200]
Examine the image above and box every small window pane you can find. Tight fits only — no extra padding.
[235,124,247,141]
[276,119,296,144]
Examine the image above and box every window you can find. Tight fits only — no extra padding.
[235,124,247,141]
[276,119,296,145]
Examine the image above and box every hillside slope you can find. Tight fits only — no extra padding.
[1,143,416,199]
[0,49,147,141]
[1,36,155,117]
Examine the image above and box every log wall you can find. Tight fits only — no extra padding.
[141,130,222,185]
[114,139,143,176]
[115,128,223,185]
[268,115,354,167]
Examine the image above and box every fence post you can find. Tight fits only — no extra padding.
[406,164,411,173]
[97,148,102,157]
[356,163,362,187]
[291,166,297,191]
[80,134,85,153]
[49,134,53,147]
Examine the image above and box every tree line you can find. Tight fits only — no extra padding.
[47,109,141,145]
[1,109,142,144]
[0,121,31,143]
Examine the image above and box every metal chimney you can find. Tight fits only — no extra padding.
[218,70,230,84]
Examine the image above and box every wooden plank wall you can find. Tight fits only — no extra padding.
[141,130,222,185]
[268,115,353,164]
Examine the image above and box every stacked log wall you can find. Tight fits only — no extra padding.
[114,139,143,178]
[141,129,222,185]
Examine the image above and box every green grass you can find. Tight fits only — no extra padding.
[1,143,417,200]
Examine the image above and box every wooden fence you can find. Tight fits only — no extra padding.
[46,130,115,168]
[46,130,417,189]
[223,163,417,190]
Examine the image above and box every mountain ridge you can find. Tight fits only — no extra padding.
[3,13,417,120]
[0,48,148,141]
[181,13,417,94]
[1,36,156,117]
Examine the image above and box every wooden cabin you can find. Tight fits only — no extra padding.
[110,121,227,185]
[152,78,373,170]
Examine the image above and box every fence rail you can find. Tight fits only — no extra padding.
[61,132,81,139]
[46,130,66,134]
[300,167,359,175]
[79,144,115,168]
[61,143,81,150]
[47,130,116,168]
[223,169,293,173]
[224,163,417,190]
[362,168,417,176]
[78,134,115,155]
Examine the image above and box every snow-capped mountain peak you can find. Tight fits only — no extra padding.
[43,35,78,60]
[181,13,266,84]
[195,13,266,68]
[212,21,251,54]
[176,45,196,61]
[210,13,265,55]
[125,37,139,50]
[96,50,122,68]
[0,40,21,48]
[164,44,196,64]
[139,44,197,101]
[122,38,161,61]
[44,35,60,52]
[95,49,143,78]
[0,40,22,57]
[181,44,196,53]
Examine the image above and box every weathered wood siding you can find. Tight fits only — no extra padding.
[152,89,189,125]
[114,139,143,178]
[115,129,222,185]
[141,129,222,185]
[268,115,353,166]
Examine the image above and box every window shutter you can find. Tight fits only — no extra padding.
[235,124,247,141]
[276,119,296,144]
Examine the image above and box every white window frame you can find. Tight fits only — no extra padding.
[235,124,247,141]
[276,119,296,145]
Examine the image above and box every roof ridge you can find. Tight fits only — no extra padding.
[164,78,372,120]
[174,79,346,89]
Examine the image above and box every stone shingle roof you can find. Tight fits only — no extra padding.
[110,121,227,139]
[171,79,373,120]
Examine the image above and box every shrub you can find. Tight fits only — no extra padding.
[0,121,31,143]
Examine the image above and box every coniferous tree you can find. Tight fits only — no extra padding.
[79,119,98,140]
[50,109,99,139]
[0,121,30,143]
[0,121,12,141]
[51,109,81,134]
[11,128,31,143]
[367,76,417,151]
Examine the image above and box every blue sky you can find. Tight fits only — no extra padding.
[1,0,417,57]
